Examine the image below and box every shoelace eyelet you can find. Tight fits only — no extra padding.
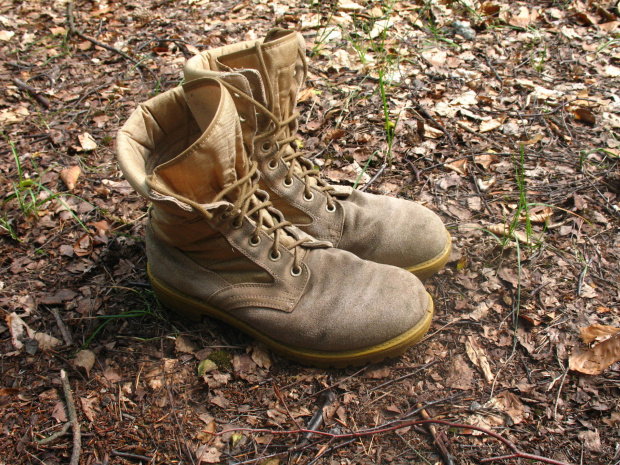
[267,159,278,170]
[262,142,272,152]
[219,211,232,222]
[269,250,281,261]
[249,235,261,247]
[290,265,302,277]
[326,203,336,213]
[303,192,314,202]
[283,177,293,188]
[231,218,243,229]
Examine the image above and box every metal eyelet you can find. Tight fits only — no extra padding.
[326,203,336,213]
[290,265,302,277]
[267,159,278,170]
[231,218,243,230]
[269,250,281,261]
[249,235,261,247]
[303,192,314,202]
[283,177,293,188]
[219,211,232,221]
[262,142,272,152]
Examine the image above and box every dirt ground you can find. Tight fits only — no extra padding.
[1,0,619,464]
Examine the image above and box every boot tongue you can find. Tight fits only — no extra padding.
[218,31,314,184]
[150,80,247,205]
[217,30,302,124]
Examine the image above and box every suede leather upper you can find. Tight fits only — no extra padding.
[117,78,432,354]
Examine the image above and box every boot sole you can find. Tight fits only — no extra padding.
[147,264,434,368]
[407,230,452,280]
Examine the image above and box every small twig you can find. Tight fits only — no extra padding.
[111,450,153,461]
[272,381,302,430]
[60,370,81,465]
[11,78,50,109]
[212,419,571,465]
[405,158,422,182]
[369,361,437,392]
[417,405,454,465]
[553,368,568,420]
[413,102,458,150]
[291,390,336,461]
[360,163,387,192]
[52,308,73,346]
[311,365,368,397]
[36,422,71,445]
[484,53,503,87]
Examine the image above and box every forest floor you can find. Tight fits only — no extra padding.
[1,0,619,464]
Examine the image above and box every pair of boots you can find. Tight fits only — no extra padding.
[117,30,451,367]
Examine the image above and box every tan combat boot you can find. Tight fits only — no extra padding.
[184,29,451,280]
[117,77,433,367]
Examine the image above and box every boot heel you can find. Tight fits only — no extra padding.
[147,264,203,322]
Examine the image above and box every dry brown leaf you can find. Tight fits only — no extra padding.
[60,165,81,191]
[32,333,62,350]
[297,87,316,103]
[0,30,15,41]
[73,349,96,376]
[74,233,93,257]
[444,158,468,176]
[477,176,496,191]
[523,206,553,223]
[80,396,98,422]
[250,343,272,370]
[49,26,67,35]
[579,324,620,344]
[1,106,29,124]
[196,445,222,464]
[365,365,391,379]
[210,394,229,409]
[479,118,503,133]
[175,335,198,354]
[7,312,28,350]
[573,107,596,125]
[52,401,67,423]
[521,133,544,145]
[465,335,494,383]
[508,6,532,28]
[486,224,534,245]
[424,125,444,139]
[599,21,620,33]
[103,367,122,384]
[337,0,364,12]
[481,2,500,15]
[474,153,499,170]
[603,411,620,427]
[78,132,97,151]
[569,333,620,375]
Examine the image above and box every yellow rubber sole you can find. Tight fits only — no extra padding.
[147,264,434,368]
[407,230,452,280]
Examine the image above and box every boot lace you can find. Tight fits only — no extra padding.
[213,160,310,274]
[218,80,337,210]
